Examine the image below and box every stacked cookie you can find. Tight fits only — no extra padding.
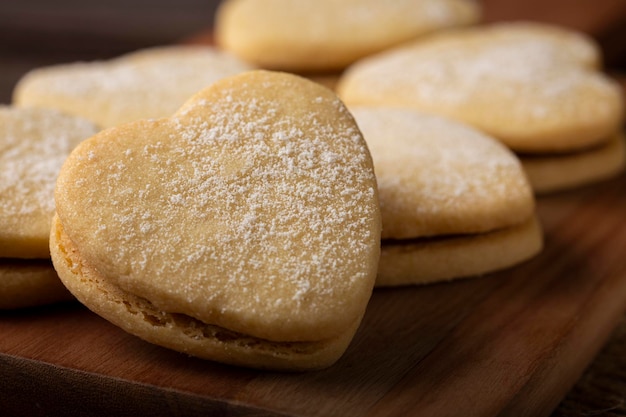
[10,40,383,369]
[50,71,381,370]
[349,106,542,286]
[0,107,98,308]
[337,22,625,193]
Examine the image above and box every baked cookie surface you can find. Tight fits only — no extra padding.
[350,106,534,239]
[349,106,541,286]
[338,22,623,153]
[13,46,254,128]
[52,70,381,369]
[215,0,480,72]
[0,106,98,259]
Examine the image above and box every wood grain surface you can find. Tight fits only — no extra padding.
[1,171,626,416]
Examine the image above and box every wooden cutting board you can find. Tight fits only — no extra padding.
[1,168,626,416]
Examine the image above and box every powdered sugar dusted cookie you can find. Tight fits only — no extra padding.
[0,106,98,259]
[338,22,623,153]
[51,71,381,370]
[215,0,480,72]
[349,106,541,286]
[13,45,254,128]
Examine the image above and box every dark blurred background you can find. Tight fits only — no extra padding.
[1,0,626,104]
[0,0,221,103]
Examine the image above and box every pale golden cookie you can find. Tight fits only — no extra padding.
[349,106,541,286]
[13,45,254,128]
[521,133,626,194]
[51,70,381,370]
[215,0,480,72]
[0,106,98,259]
[350,106,534,239]
[338,22,623,153]
[0,259,73,309]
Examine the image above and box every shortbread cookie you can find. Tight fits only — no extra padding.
[0,106,98,259]
[521,133,626,194]
[338,22,623,153]
[215,0,480,72]
[0,260,73,309]
[13,45,254,128]
[51,70,381,370]
[349,106,541,286]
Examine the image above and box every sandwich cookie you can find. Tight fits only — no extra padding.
[50,71,381,370]
[0,106,98,308]
[349,106,542,286]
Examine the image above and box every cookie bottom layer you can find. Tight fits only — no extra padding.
[521,133,625,194]
[377,215,543,287]
[0,259,74,309]
[50,214,360,371]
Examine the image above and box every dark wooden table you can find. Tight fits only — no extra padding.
[0,0,626,416]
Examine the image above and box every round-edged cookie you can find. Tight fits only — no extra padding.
[0,106,98,259]
[0,259,73,309]
[348,106,541,286]
[51,70,381,370]
[338,22,623,153]
[215,0,480,72]
[520,133,626,194]
[13,45,254,128]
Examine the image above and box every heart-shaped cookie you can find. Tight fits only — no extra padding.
[337,22,623,153]
[349,106,541,286]
[51,70,381,370]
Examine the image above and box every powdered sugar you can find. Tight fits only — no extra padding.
[338,23,621,151]
[348,36,597,108]
[350,106,533,239]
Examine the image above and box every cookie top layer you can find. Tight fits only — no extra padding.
[215,0,480,72]
[13,46,254,128]
[55,70,381,343]
[338,22,623,152]
[350,106,534,239]
[0,106,98,258]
